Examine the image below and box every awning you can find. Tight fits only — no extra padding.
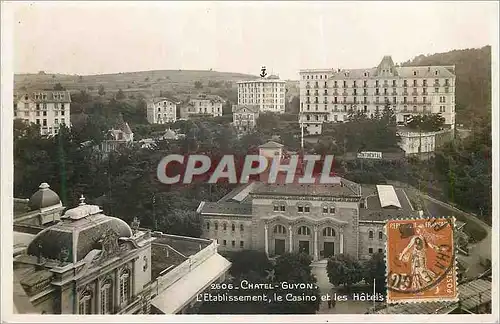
[151,253,231,314]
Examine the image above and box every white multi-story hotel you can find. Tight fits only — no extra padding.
[147,97,179,124]
[299,56,456,135]
[14,91,72,136]
[237,75,286,114]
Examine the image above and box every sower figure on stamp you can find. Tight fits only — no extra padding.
[398,223,450,291]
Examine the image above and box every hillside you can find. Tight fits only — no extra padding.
[402,46,491,125]
[14,69,258,98]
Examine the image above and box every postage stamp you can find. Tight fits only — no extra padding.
[385,217,458,304]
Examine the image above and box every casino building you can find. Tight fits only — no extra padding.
[198,141,419,260]
[13,183,231,315]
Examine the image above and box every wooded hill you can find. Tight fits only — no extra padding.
[402,45,491,125]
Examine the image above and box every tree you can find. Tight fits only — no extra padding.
[194,81,203,89]
[269,252,321,313]
[229,250,272,278]
[326,254,363,289]
[116,89,125,100]
[407,114,445,132]
[362,252,386,293]
[53,83,65,90]
[98,85,106,96]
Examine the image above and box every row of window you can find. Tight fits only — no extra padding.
[79,268,130,315]
[301,104,447,114]
[306,87,450,97]
[303,77,450,87]
[14,103,67,110]
[273,224,338,237]
[239,83,285,87]
[207,222,244,232]
[305,94,447,104]
[368,248,384,254]
[368,230,384,240]
[219,239,245,248]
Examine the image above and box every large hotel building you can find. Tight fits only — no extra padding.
[237,75,286,114]
[13,91,72,136]
[299,56,456,135]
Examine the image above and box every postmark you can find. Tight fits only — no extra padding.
[385,217,458,304]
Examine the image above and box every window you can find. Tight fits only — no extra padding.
[55,119,59,125]
[232,224,235,232]
[43,111,47,116]
[240,224,244,232]
[378,248,383,253]
[280,204,285,211]
[329,206,335,214]
[322,206,328,213]
[223,240,227,246]
[298,226,311,235]
[304,206,310,213]
[223,223,227,231]
[119,268,130,305]
[369,248,373,254]
[206,222,210,230]
[322,227,336,237]
[435,87,439,93]
[369,231,374,239]
[240,241,244,248]
[231,240,235,247]
[79,290,92,314]
[273,205,279,211]
[61,110,65,116]
[214,222,218,231]
[379,231,383,240]
[274,224,286,234]
[100,280,113,314]
[43,119,47,127]
[298,206,303,213]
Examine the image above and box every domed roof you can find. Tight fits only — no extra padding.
[26,199,133,263]
[28,183,61,211]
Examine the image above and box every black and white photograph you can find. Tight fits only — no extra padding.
[1,1,498,322]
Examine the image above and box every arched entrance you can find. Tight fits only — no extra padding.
[272,224,287,255]
[296,225,312,256]
[321,226,336,258]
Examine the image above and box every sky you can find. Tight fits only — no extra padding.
[10,1,499,80]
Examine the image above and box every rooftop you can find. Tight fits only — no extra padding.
[359,185,415,221]
[14,90,72,103]
[251,181,359,197]
[150,233,212,279]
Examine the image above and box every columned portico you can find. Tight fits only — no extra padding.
[261,215,348,260]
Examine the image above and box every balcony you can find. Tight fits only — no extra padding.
[314,91,319,96]
[342,91,348,96]
[323,100,328,104]
[434,82,440,86]
[391,91,398,95]
[403,92,409,96]
[306,85,311,89]
[323,91,328,95]
[333,84,338,88]
[314,84,319,88]
[412,91,418,95]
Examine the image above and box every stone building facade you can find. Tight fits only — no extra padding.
[198,141,418,261]
[146,97,179,124]
[299,56,456,135]
[13,91,72,136]
[13,184,231,315]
